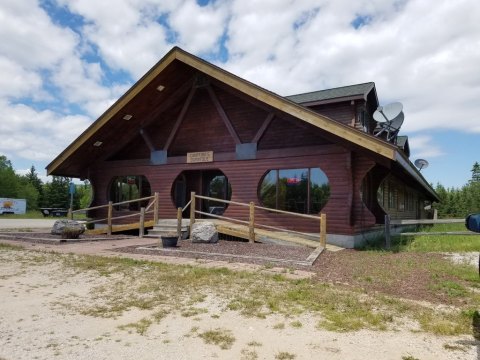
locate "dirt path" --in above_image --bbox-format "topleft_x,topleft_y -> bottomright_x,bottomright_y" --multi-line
0,241 -> 478,360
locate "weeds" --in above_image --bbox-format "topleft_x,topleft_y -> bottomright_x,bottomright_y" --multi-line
198,328 -> 235,350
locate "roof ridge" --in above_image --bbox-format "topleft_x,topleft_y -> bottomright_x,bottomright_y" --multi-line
286,82 -> 375,98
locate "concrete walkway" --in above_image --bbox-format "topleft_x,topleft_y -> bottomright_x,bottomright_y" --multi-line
0,219 -> 57,229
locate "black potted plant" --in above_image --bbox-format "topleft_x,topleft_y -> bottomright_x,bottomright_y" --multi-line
160,232 -> 179,247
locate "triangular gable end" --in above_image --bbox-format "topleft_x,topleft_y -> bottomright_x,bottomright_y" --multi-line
46,47 -> 398,177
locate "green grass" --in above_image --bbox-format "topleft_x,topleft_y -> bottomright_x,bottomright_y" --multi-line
0,210 -> 88,220
0,210 -> 47,219
362,222 -> 480,252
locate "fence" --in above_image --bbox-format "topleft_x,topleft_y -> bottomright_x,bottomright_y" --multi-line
384,215 -> 467,249
183,192 -> 327,247
69,192 -> 159,237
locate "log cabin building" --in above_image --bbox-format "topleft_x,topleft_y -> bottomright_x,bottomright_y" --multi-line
46,47 -> 438,248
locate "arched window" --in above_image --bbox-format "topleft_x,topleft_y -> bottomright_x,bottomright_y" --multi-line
258,168 -> 330,214
109,175 -> 151,211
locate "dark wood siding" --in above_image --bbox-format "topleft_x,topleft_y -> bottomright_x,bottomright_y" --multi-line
89,145 -> 366,235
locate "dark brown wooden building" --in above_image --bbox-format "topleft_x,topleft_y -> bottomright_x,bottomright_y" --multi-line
46,47 -> 438,247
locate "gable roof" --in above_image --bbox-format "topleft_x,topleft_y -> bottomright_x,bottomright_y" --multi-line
286,82 -> 376,105
46,47 -> 437,200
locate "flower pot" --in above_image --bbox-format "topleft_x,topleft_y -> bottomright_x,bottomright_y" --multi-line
161,235 -> 178,247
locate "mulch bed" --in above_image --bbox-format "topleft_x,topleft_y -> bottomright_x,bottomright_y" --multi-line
116,238 -> 313,266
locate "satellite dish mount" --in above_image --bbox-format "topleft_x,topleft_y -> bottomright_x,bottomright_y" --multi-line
374,102 -> 404,142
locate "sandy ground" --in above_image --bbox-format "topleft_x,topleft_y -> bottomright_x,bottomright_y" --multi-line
0,245 -> 478,360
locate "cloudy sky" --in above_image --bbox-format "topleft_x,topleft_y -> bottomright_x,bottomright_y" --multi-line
1,0 -> 479,188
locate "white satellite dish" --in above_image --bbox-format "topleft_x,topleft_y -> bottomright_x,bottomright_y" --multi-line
373,102 -> 403,123
414,159 -> 429,171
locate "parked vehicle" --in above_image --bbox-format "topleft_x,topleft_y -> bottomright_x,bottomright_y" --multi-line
465,213 -> 480,276
0,198 -> 27,215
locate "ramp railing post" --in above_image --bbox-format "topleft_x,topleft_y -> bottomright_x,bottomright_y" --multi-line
177,207 -> 182,240
107,201 -> 113,236
385,214 -> 391,249
189,192 -> 196,238
249,202 -> 255,243
139,207 -> 145,238
153,192 -> 159,225
320,213 -> 326,248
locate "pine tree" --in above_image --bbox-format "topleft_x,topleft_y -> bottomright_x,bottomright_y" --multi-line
471,162 -> 480,183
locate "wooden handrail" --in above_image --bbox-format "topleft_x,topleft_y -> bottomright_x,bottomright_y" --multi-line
191,192 -> 326,247
72,195 -> 155,213
70,192 -> 159,237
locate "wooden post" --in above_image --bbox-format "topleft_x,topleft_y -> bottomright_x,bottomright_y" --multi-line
248,202 -> 255,243
177,207 -> 182,240
68,208 -> 73,220
189,192 -> 196,238
107,201 -> 113,236
153,192 -> 159,225
384,214 -> 391,249
320,213 -> 326,248
139,207 -> 145,238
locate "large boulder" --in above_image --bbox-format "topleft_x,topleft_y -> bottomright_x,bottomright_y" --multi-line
51,219 -> 85,236
191,222 -> 218,243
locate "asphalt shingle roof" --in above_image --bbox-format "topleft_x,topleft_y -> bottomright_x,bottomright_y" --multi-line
286,82 -> 375,104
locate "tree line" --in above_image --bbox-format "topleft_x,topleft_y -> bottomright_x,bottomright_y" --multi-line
0,155 -> 91,211
433,162 -> 480,218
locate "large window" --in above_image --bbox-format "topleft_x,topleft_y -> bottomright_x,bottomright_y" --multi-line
259,168 -> 330,214
109,175 -> 151,211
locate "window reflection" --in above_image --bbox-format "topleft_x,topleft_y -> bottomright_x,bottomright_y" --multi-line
259,168 -> 330,214
109,175 -> 151,211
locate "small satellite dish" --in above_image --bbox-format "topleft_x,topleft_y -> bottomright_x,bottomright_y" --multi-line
373,102 -> 403,123
414,159 -> 429,171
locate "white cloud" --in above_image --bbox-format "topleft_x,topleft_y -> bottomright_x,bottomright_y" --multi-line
0,100 -> 91,163
408,135 -> 444,159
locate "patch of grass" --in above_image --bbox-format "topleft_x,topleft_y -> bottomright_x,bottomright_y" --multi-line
273,322 -> 285,330
275,351 -> 296,359
443,343 -> 467,352
198,328 -> 235,350
0,243 -> 23,250
401,356 -> 420,360
290,320 -> 302,328
181,307 -> 208,317
118,318 -> 152,335
241,348 -> 258,360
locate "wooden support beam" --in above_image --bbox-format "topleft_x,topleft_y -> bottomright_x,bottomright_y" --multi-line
206,85 -> 241,145
163,85 -> 197,151
252,112 -> 274,143
139,128 -> 155,152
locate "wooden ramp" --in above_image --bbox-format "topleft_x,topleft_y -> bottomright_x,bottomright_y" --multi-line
86,220 -> 155,235
206,219 -> 321,248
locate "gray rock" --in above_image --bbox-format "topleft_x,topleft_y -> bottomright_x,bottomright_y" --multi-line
51,219 -> 85,235
191,222 -> 218,243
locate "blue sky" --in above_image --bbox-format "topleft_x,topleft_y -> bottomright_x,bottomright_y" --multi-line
0,0 -> 479,189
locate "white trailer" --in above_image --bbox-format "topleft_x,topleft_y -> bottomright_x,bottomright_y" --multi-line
0,198 -> 27,214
